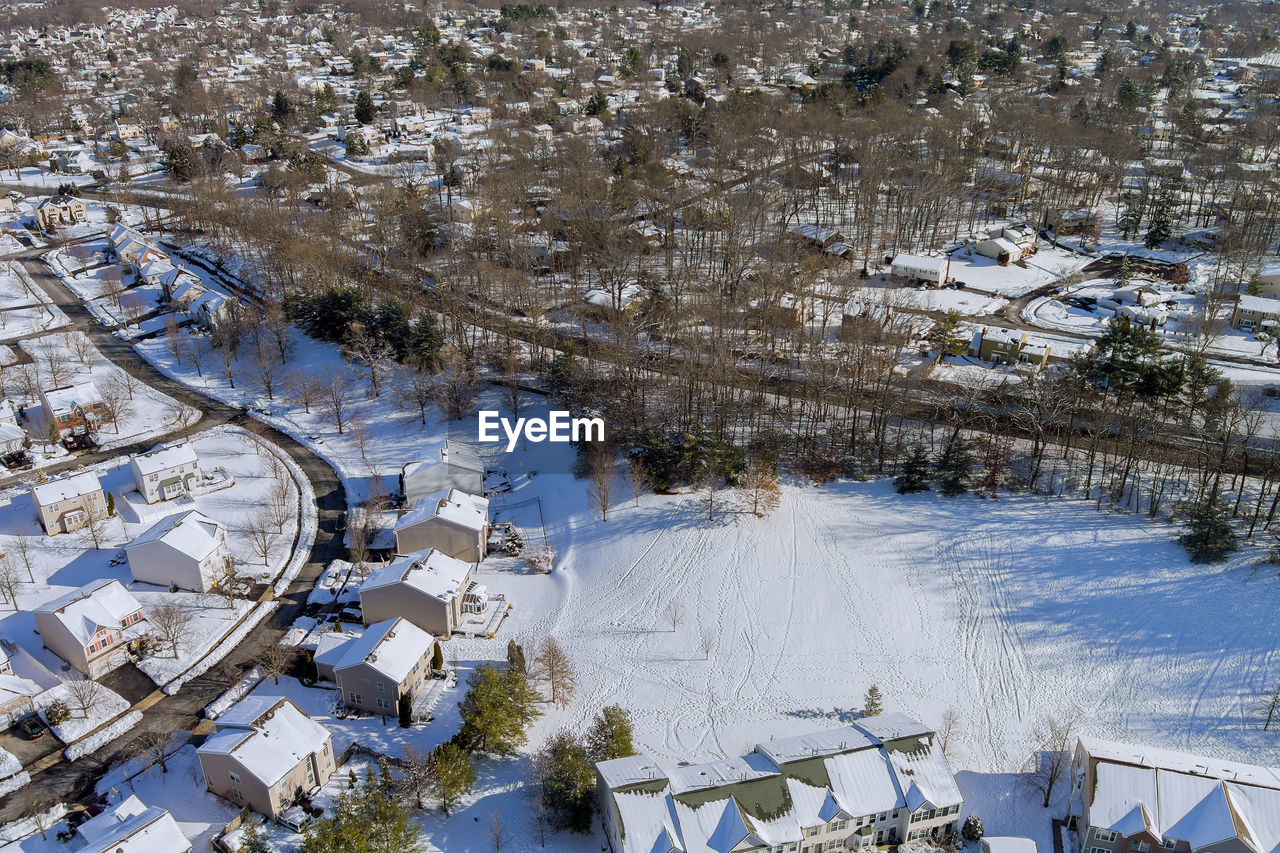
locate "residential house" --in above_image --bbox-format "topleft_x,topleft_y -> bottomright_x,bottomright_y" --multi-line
33,579 -> 145,677
74,795 -> 191,853
968,327 -> 1053,369
34,194 -> 88,231
976,224 -> 1038,262
597,713 -> 964,853
359,549 -> 481,636
197,696 -> 336,818
1067,737 -> 1280,853
393,488 -> 490,562
31,470 -> 107,534
1256,262 -> 1280,297
40,381 -> 105,439
0,673 -> 40,731
400,443 -> 484,507
0,422 -> 28,461
890,254 -> 946,287
129,443 -> 201,503
1231,294 -> 1280,331
329,618 -> 438,717
125,510 -> 230,593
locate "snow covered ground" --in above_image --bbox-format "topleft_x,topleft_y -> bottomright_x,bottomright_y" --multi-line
950,246 -> 1093,298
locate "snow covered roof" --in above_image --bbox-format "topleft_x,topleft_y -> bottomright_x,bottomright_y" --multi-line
31,470 -> 102,506
601,716 -> 960,853
890,254 -> 946,273
362,549 -> 474,603
41,380 -> 100,415
76,795 -> 189,853
35,579 -> 142,645
201,697 -> 329,787
126,509 -> 225,562
1235,294 -> 1280,316
130,443 -> 198,475
981,236 -> 1022,256
332,617 -> 434,683
1080,737 -> 1280,853
395,488 -> 489,533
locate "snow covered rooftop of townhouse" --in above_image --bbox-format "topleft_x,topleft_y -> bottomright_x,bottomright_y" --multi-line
201,697 -> 328,786
668,752 -> 779,794
824,746 -> 903,815
596,753 -> 668,789
888,740 -> 966,812
30,470 -> 102,506
126,509 -> 224,561
891,253 -> 946,272
394,487 -> 489,532
1080,737 -> 1280,788
331,617 -> 434,682
35,579 -> 141,645
76,794 -> 189,853
130,442 -> 198,475
362,549 -> 474,603
754,724 -> 875,765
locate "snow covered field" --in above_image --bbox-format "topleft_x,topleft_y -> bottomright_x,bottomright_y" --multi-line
950,246 -> 1092,298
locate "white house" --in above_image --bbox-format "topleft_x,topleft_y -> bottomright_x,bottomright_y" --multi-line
129,443 -> 201,503
400,442 -> 484,506
125,510 -> 230,593
890,254 -> 946,287
75,795 -> 191,853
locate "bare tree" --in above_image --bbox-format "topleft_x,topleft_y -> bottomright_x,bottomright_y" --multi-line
40,347 -> 71,387
319,368 -> 355,434
8,531 -> 35,582
488,812 -> 506,853
395,362 -> 436,426
626,458 -> 651,507
0,555 -> 21,609
532,636 -> 576,708
265,473 -> 295,534
163,316 -> 187,365
586,444 -> 617,522
523,753 -> 551,848
283,370 -> 323,414
1027,709 -> 1080,808
938,708 -> 961,757
663,602 -> 683,633
132,724 -> 187,774
344,321 -> 393,396
255,630 -> 295,685
1262,683 -> 1280,731
243,507 -> 279,567
98,375 -> 134,435
248,337 -> 284,400
431,360 -> 483,421
61,675 -> 105,719
213,556 -> 240,609
149,601 -> 196,658
80,510 -> 116,551
67,331 -> 95,368
164,399 -> 199,441
698,630 -> 714,661
737,459 -> 781,517
400,744 -> 435,809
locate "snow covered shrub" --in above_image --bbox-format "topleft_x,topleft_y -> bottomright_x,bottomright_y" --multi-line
526,544 -> 555,574
962,814 -> 984,841
42,699 -> 70,727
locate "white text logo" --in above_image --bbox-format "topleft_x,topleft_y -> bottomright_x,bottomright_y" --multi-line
477,410 -> 605,452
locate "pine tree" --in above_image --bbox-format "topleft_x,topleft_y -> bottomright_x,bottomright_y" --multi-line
431,642 -> 444,673
301,768 -> 425,853
425,742 -> 475,815
506,639 -> 525,675
1179,492 -> 1238,564
928,310 -> 966,356
894,446 -> 932,494
935,438 -> 973,497
863,684 -> 884,717
457,663 -> 541,754
106,492 -> 115,517
1144,195 -> 1173,249
586,705 -> 636,762
538,731 -> 596,832
354,90 -> 375,124
1113,253 -> 1133,290
1118,205 -> 1141,240
398,693 -> 412,728
239,818 -> 270,853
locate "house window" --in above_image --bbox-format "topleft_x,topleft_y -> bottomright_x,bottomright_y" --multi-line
376,697 -> 390,710
1095,830 -> 1119,843
229,771 -> 241,784
1161,841 -> 1175,850
1090,848 -> 1112,853
376,681 -> 385,693
807,826 -> 822,837
233,789 -> 244,801
879,813 -> 887,822
1129,842 -> 1151,853
831,819 -> 847,831
349,691 -> 362,704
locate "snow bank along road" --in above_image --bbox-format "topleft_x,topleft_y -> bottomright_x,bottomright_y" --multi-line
0,251 -> 346,822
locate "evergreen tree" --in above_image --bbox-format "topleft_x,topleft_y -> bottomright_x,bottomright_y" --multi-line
863,684 -> 884,717
354,90 -> 375,124
928,310 -> 966,356
457,663 -> 541,754
301,768 -> 424,853
1144,195 -> 1173,249
239,818 -> 270,853
894,446 -> 932,494
539,731 -> 596,832
106,492 -> 115,516
1180,492 -> 1238,564
586,705 -> 636,762
935,438 -> 972,497
506,639 -> 526,674
1118,205 -> 1141,240
426,742 -> 475,815
431,642 -> 445,672
398,693 -> 412,728
1113,253 -> 1133,289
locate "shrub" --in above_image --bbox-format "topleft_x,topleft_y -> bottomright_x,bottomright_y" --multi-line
43,699 -> 70,726
962,814 -> 984,841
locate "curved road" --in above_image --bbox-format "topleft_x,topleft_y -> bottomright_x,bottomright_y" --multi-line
0,250 -> 347,821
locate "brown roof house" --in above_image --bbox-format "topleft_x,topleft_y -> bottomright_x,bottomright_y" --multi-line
33,579 -> 145,677
197,696 -> 335,819
34,194 -> 88,232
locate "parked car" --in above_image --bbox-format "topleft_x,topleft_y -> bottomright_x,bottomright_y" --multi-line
16,715 -> 45,740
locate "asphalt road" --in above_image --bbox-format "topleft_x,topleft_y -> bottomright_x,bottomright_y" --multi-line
0,251 -> 347,821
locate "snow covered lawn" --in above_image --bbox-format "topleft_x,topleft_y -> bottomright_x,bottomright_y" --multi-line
950,245 -> 1092,297
36,679 -> 130,743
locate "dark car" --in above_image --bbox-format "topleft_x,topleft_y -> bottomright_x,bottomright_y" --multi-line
17,715 -> 45,740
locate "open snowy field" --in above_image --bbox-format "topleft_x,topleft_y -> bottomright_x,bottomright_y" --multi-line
950,246 -> 1092,298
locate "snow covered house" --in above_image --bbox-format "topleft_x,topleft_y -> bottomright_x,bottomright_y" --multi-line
1068,737 -> 1280,853
129,443 -> 201,503
968,327 -> 1053,370
392,488 -> 490,562
976,224 -> 1038,263
1231,294 -> 1280,332
597,713 -> 964,853
31,470 -> 108,534
359,549 -> 480,637
0,670 -> 40,731
400,443 -> 484,507
890,254 -> 946,287
74,795 -> 191,853
125,510 -> 230,592
197,696 -> 336,818
33,579 -> 145,677
327,618 -> 438,717
1256,262 -> 1280,298
40,381 -> 105,439
34,194 -> 88,231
